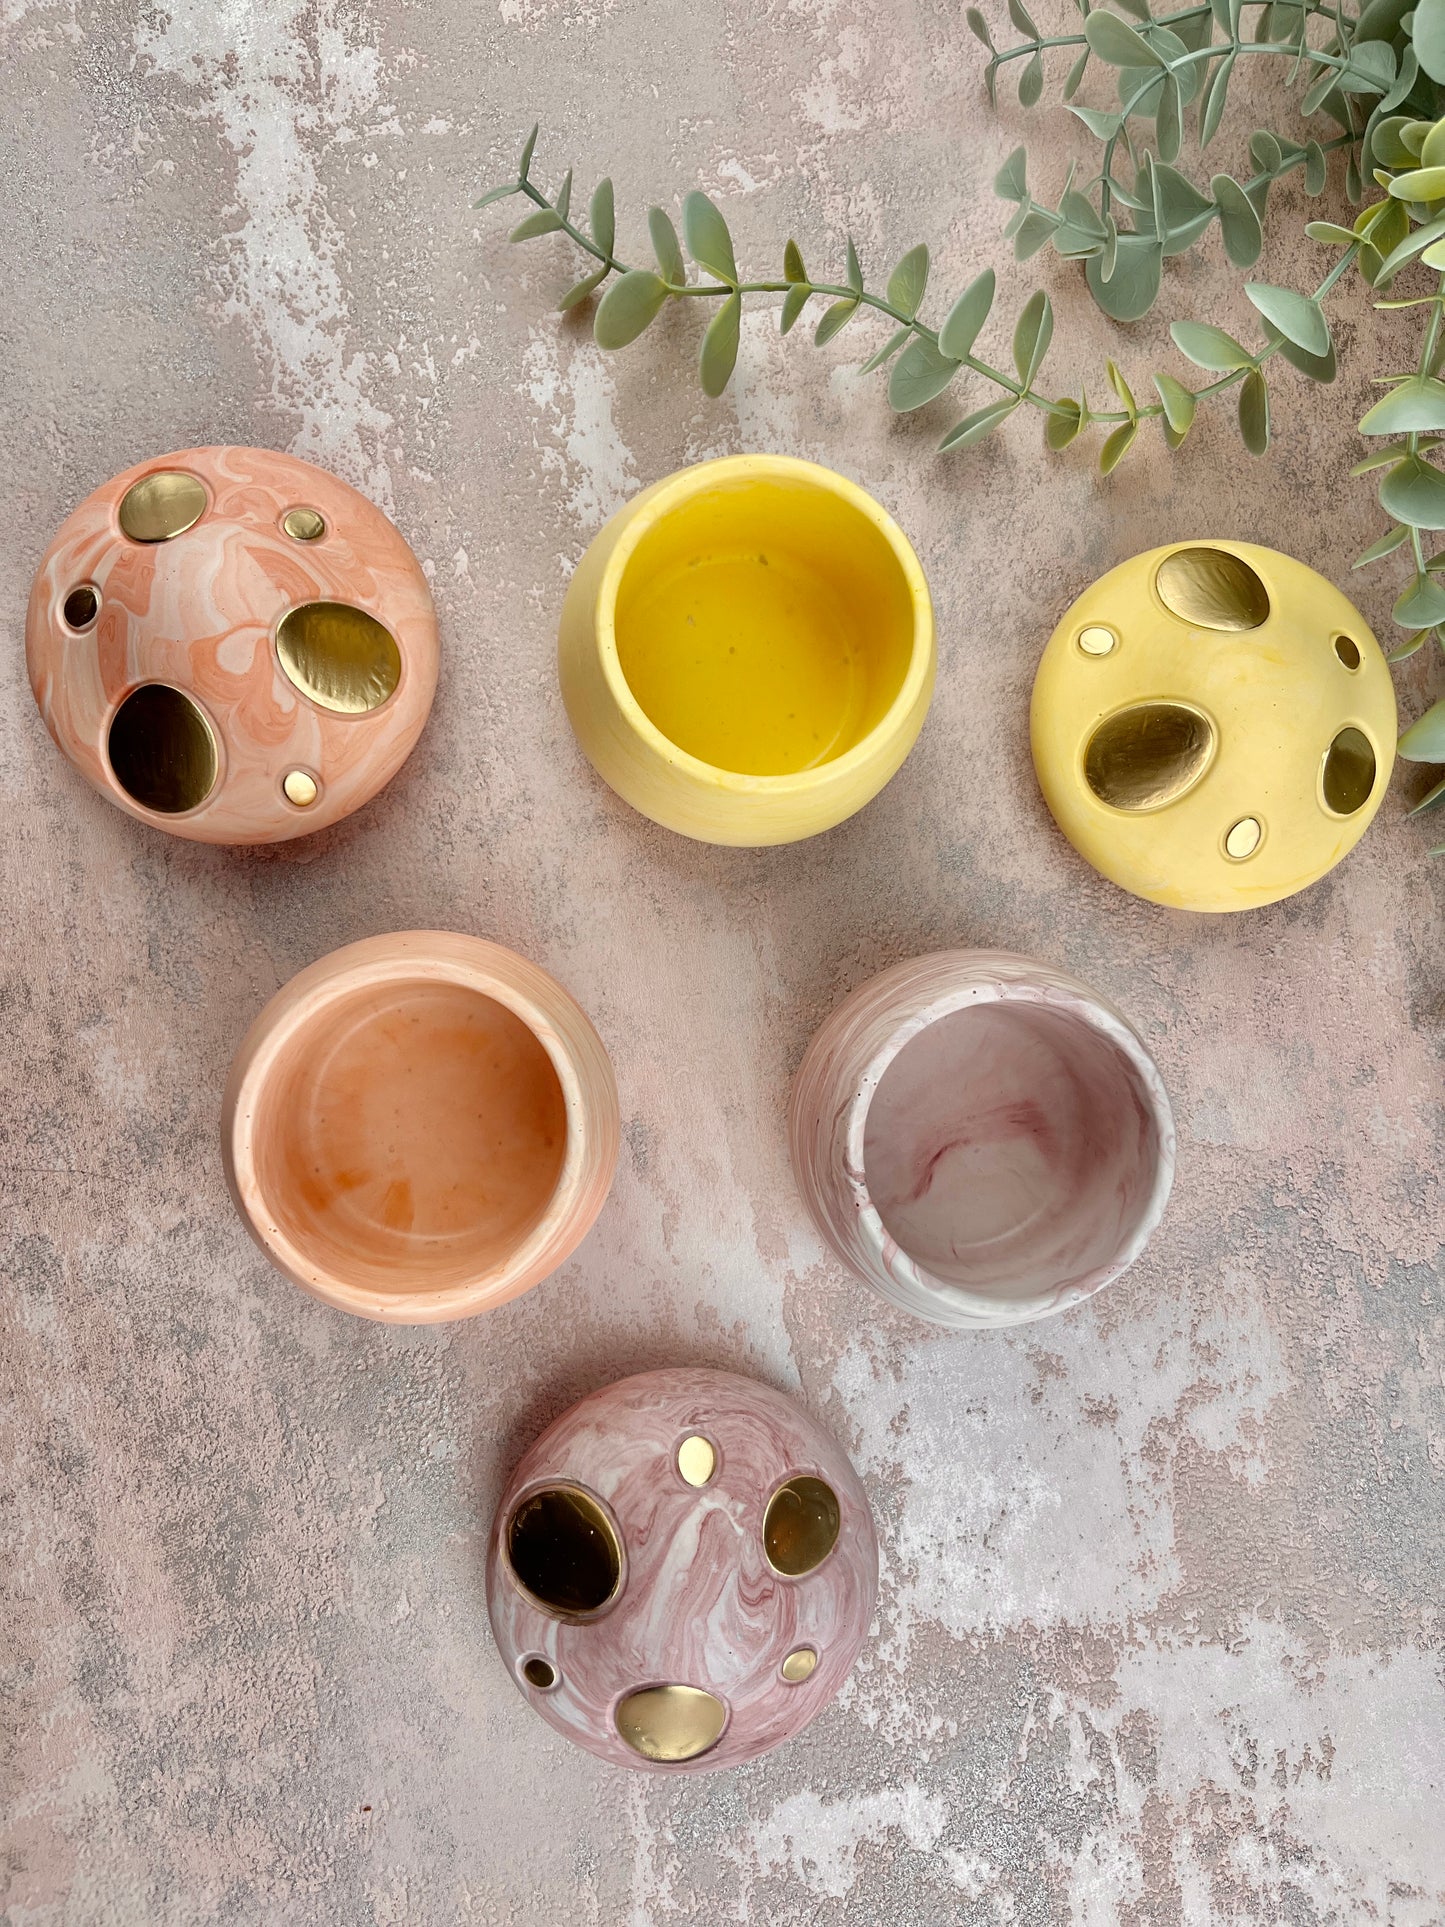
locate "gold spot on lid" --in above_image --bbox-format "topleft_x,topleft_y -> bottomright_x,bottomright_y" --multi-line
506,1484 -> 622,1619
283,770 -> 319,807
107,684 -> 218,815
1155,546 -> 1270,631
614,1686 -> 727,1763
1224,816 -> 1262,859
118,471 -> 207,543
763,1475 -> 841,1577
283,507 -> 326,542
1084,702 -> 1216,812
1078,624 -> 1116,657
1322,727 -> 1376,816
781,1647 -> 818,1683
276,601 -> 402,715
677,1436 -> 715,1486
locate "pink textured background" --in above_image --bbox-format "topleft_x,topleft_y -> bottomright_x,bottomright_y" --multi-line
1,2 -> 1441,1922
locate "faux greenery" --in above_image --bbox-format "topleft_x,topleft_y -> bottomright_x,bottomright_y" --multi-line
477,1 -> 1445,844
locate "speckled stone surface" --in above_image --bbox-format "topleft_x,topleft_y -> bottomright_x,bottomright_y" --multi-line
1,3 -> 1442,1923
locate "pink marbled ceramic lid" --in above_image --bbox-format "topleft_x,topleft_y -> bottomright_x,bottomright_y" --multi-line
26,445 -> 438,843
486,1367 -> 878,1773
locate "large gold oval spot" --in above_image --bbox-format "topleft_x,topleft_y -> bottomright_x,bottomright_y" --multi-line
506,1484 -> 622,1619
276,601 -> 402,715
107,684 -> 218,814
1155,547 -> 1270,631
1084,703 -> 1215,812
763,1475 -> 841,1577
117,471 -> 208,543
614,1685 -> 727,1763
1321,727 -> 1377,816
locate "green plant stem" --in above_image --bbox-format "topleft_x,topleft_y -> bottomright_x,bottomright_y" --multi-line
509,175 -> 1355,433
989,0 -> 1350,66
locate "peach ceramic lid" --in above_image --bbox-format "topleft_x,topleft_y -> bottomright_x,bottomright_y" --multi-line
222,932 -> 620,1323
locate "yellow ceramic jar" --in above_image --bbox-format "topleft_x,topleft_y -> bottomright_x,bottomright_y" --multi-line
558,455 -> 935,845
1030,540 -> 1397,912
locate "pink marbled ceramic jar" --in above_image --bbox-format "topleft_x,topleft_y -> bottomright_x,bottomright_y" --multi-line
222,933 -> 619,1323
789,951 -> 1175,1329
487,1367 -> 878,1772
26,446 -> 438,843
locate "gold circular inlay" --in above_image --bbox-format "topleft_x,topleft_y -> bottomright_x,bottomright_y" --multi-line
507,1484 -> 622,1619
283,770 -> 319,808
1077,624 -> 1116,657
614,1685 -> 727,1763
107,684 -> 218,815
1155,546 -> 1270,631
283,507 -> 327,542
276,600 -> 402,715
522,1656 -> 557,1690
62,586 -> 99,629
1224,816 -> 1262,860
763,1475 -> 841,1578
117,471 -> 207,543
1334,634 -> 1362,671
1322,727 -> 1377,817
781,1647 -> 818,1683
677,1436 -> 716,1487
1084,702 -> 1216,812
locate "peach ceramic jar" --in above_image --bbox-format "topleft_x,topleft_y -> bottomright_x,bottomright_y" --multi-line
26,446 -> 438,843
222,933 -> 618,1323
558,455 -> 935,845
789,951 -> 1175,1329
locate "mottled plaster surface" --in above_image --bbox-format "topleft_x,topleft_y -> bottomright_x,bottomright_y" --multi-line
0,1 -> 1442,1922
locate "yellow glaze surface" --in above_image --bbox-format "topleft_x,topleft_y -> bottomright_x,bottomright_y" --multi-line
558,455 -> 935,845
1030,540 -> 1397,912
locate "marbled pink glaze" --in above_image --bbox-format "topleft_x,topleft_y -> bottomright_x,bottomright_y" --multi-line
788,951 -> 1176,1329
25,446 -> 438,843
486,1368 -> 878,1773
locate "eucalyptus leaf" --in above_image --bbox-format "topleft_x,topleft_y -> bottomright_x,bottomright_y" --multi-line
1045,399 -> 1083,450
1086,233 -> 1162,319
1170,319 -> 1255,369
1359,375 -> 1445,432
473,182 -> 519,209
1013,289 -> 1054,385
1084,11 -> 1163,66
555,170 -> 573,222
1413,0 -> 1445,81
591,179 -> 615,257
699,293 -> 742,396
1156,75 -> 1182,163
939,270 -> 996,360
1245,282 -> 1330,355
594,269 -> 669,349
1014,208 -> 1060,260
783,237 -> 806,284
518,124 -> 539,182
965,5 -> 994,46
814,297 -> 859,346
1099,419 -> 1139,473
1250,130 -> 1283,172
846,236 -> 863,294
1304,141 -> 1328,193
887,244 -> 929,319
1353,524 -> 1410,564
859,326 -> 911,373
780,283 -> 810,335
1068,104 -> 1125,137
1408,773 -> 1445,812
1379,452 -> 1445,527
995,147 -> 1029,203
1239,368 -> 1271,453
1212,174 -> 1264,266
509,208 -> 563,242
1153,371 -> 1197,433
1008,0 -> 1039,35
1064,48 -> 1090,99
1388,630 -> 1429,660
558,267 -> 608,311
1019,52 -> 1044,105
1393,574 -> 1445,626
1107,357 -> 1137,415
1199,50 -> 1235,148
889,336 -> 962,411
1399,697 -> 1445,757
683,191 -> 737,283
938,397 -> 1018,451
1262,323 -> 1337,382
1387,165 -> 1445,200
1305,219 -> 1362,246
650,207 -> 686,284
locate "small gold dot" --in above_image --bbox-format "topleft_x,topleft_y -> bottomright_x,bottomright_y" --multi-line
1225,816 -> 1262,859
284,770 -> 318,807
118,471 -> 207,543
283,507 -> 326,542
1078,624 -> 1117,657
781,1647 -> 818,1683
677,1435 -> 716,1487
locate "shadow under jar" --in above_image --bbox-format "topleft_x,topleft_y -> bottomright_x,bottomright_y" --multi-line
557,455 -> 936,846
222,932 -> 619,1323
788,951 -> 1175,1329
